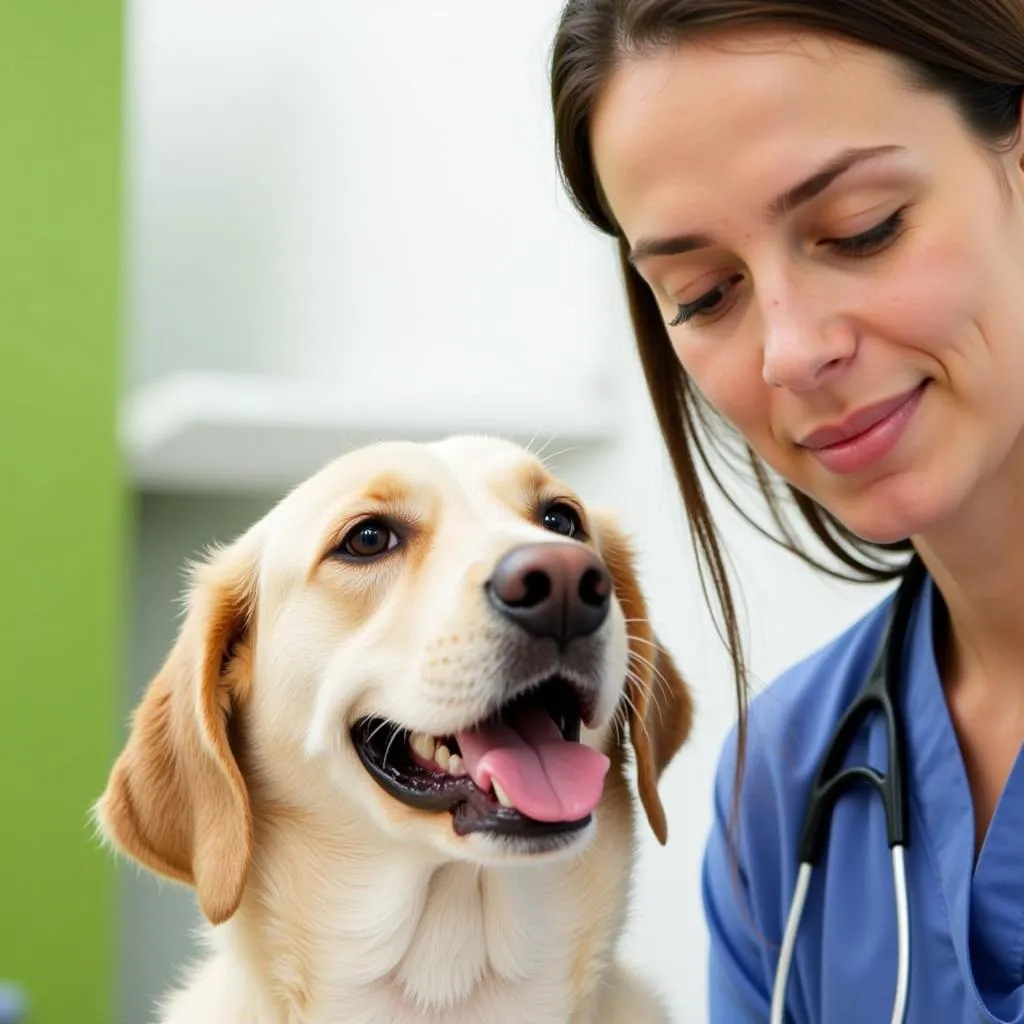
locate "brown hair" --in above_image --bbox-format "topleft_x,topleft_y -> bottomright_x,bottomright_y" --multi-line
550,0 -> 1024,805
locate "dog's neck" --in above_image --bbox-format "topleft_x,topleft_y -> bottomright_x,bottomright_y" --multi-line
210,796 -> 627,1024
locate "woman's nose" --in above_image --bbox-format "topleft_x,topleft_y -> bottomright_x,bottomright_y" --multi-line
760,293 -> 857,391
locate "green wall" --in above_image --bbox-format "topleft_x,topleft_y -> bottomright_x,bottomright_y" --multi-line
0,3 -> 123,1021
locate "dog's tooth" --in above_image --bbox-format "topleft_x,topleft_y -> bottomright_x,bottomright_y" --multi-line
492,779 -> 514,809
434,744 -> 452,771
410,732 -> 436,762
448,753 -> 467,777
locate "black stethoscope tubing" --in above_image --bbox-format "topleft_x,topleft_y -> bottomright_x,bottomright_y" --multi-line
770,555 -> 927,1024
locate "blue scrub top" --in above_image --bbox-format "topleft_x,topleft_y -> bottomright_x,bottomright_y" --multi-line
702,573 -> 1024,1022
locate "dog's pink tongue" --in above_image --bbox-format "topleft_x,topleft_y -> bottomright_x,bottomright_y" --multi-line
455,707 -> 610,822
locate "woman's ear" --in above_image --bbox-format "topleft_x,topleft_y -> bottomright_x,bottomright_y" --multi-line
591,511 -> 693,844
95,531 -> 261,925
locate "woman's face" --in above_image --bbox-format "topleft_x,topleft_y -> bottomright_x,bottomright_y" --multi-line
591,30 -> 1024,545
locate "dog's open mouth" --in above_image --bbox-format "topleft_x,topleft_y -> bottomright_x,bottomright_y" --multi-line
350,677 -> 609,839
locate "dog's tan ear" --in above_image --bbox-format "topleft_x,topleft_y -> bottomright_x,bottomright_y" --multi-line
592,511 -> 693,845
96,532 -> 260,925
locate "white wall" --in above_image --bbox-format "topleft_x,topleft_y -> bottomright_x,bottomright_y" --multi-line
121,4 -> 893,1020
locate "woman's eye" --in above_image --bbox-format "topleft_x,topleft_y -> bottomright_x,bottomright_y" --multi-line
337,518 -> 400,560
669,272 -> 744,327
542,502 -> 583,538
824,207 -> 905,258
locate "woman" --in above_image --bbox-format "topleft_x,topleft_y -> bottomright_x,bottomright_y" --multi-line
550,2 -> 1024,1021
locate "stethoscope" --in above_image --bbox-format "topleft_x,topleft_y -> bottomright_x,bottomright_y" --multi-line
770,555 -> 927,1024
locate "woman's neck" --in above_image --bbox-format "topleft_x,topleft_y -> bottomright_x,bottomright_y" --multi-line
913,435 -> 1024,853
914,436 -> 1024,696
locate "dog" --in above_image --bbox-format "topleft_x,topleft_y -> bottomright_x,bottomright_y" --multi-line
96,435 -> 692,1023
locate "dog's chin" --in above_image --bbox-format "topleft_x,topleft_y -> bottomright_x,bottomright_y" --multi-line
454,815 -> 598,864
348,675 -> 611,861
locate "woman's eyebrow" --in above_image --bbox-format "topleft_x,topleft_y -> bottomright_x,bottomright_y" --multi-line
767,144 -> 905,218
629,230 -> 714,264
628,144 -> 905,266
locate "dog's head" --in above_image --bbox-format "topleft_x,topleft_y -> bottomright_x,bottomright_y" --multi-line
96,436 -> 691,925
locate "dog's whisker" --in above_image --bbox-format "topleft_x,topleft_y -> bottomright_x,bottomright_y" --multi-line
628,648 -> 671,691
625,670 -> 655,702
525,428 -> 550,457
539,443 -> 583,468
624,668 -> 659,714
626,646 -> 662,675
625,633 -> 670,657
625,665 -> 665,718
626,657 -> 667,719
628,676 -> 667,722
382,724 -> 405,772
535,433 -> 564,460
619,683 -> 653,745
611,694 -> 632,732
365,718 -> 392,748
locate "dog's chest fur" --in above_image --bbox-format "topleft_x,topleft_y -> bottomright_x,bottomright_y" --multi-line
162,823 -> 627,1024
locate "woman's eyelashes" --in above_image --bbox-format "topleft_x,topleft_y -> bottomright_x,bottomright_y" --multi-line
669,273 -> 743,326
822,206 -> 906,258
667,207 -> 907,328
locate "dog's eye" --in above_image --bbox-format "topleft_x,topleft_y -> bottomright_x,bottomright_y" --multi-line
337,519 -> 400,560
542,502 -> 583,538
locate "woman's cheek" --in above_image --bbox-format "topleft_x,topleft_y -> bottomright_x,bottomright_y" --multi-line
677,338 -> 768,436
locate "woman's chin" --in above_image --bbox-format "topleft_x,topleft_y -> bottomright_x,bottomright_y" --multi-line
842,519 -> 916,547
818,482 -> 947,548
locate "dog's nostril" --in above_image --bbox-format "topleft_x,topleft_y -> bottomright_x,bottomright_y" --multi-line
490,567 -> 552,608
578,568 -> 610,608
516,570 -> 552,608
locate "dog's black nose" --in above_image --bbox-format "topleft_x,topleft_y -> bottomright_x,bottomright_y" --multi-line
487,542 -> 611,647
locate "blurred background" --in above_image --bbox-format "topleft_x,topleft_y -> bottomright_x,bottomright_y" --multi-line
1,3 -> 894,1021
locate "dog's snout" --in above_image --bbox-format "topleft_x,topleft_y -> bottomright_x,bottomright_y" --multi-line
486,542 -> 611,646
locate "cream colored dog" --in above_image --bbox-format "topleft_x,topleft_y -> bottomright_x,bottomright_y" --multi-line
97,435 -> 691,1024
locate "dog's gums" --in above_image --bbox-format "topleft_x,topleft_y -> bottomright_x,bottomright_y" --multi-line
351,676 -> 610,841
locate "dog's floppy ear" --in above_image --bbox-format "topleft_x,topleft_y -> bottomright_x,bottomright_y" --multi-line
591,511 -> 693,845
95,531 -> 260,925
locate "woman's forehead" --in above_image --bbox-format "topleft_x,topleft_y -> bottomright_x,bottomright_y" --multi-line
590,29 -> 950,237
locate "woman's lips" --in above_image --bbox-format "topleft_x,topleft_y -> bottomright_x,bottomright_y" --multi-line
797,383 -> 928,475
